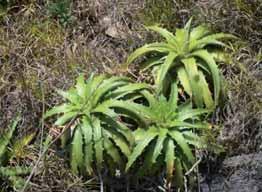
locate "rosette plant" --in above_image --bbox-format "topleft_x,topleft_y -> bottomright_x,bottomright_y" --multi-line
123,82 -> 211,189
125,18 -> 235,108
44,74 -> 151,175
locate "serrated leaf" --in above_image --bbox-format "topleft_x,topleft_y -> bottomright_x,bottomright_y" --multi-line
0,166 -> 31,177
126,130 -> 157,171
146,26 -> 178,49
169,80 -> 178,108
98,114 -> 134,145
44,104 -> 75,118
104,127 -> 131,157
125,42 -> 172,69
169,131 -> 194,164
191,49 -> 220,106
75,74 -> 89,99
174,158 -> 184,189
54,111 -> 78,126
100,99 -> 151,126
57,89 -> 81,104
168,121 -> 210,130
11,132 -> 35,160
61,127 -> 71,148
165,138 -> 175,182
198,70 -> 214,108
175,28 -> 187,52
178,107 -> 210,121
156,52 -> 178,93
81,117 -> 93,175
137,142 -> 155,176
106,83 -> 151,100
177,66 -> 192,96
92,76 -> 130,105
141,56 -> 165,72
133,128 -> 147,142
190,25 -> 210,41
183,131 -> 205,148
93,118 -> 103,170
182,57 -> 203,107
151,129 -> 167,163
71,126 -> 84,174
0,115 -> 20,163
104,137 -> 123,168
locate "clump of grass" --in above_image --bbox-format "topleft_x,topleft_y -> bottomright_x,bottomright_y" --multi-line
220,44 -> 262,155
47,0 -> 73,27
137,0 -> 176,27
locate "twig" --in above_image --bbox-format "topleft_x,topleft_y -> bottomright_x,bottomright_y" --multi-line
98,171 -> 104,192
185,158 -> 202,176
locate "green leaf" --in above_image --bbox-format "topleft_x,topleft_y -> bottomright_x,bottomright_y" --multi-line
151,129 -> 167,163
191,50 -> 220,105
54,111 -> 78,126
99,115 -> 134,145
57,89 -> 81,104
100,99 -> 151,126
10,132 -> 35,160
174,158 -> 184,189
169,131 -> 194,164
178,108 -> 210,121
104,137 -> 123,168
44,104 -> 75,118
190,33 -> 235,51
165,138 -> 175,182
93,118 -> 103,170
0,115 -> 20,163
168,121 -> 210,130
104,128 -> 131,157
156,52 -> 178,93
0,166 -> 31,177
70,126 -> 84,174
92,76 -> 130,105
75,74 -> 89,99
61,127 -> 71,148
199,70 -> 214,108
81,117 -> 94,175
184,17 -> 193,32
177,66 -> 192,96
107,83 -> 151,100
169,80 -> 178,108
90,75 -> 106,92
183,131 -> 205,148
9,175 -> 27,191
175,29 -> 187,52
146,26 -> 178,49
182,57 -> 203,107
137,142 -> 155,176
125,42 -> 172,68
133,128 -> 147,142
190,25 -> 210,41
126,129 -> 157,171
141,56 -> 165,72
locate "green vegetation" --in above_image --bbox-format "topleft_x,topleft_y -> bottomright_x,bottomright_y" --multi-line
0,0 -> 261,191
126,19 -> 235,108
126,86 -> 212,190
45,74 -> 151,175
137,0 -> 175,27
0,116 -> 32,191
47,0 -> 73,26
45,19 -> 230,189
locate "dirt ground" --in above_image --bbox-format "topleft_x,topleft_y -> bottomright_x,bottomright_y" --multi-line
0,0 -> 261,191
